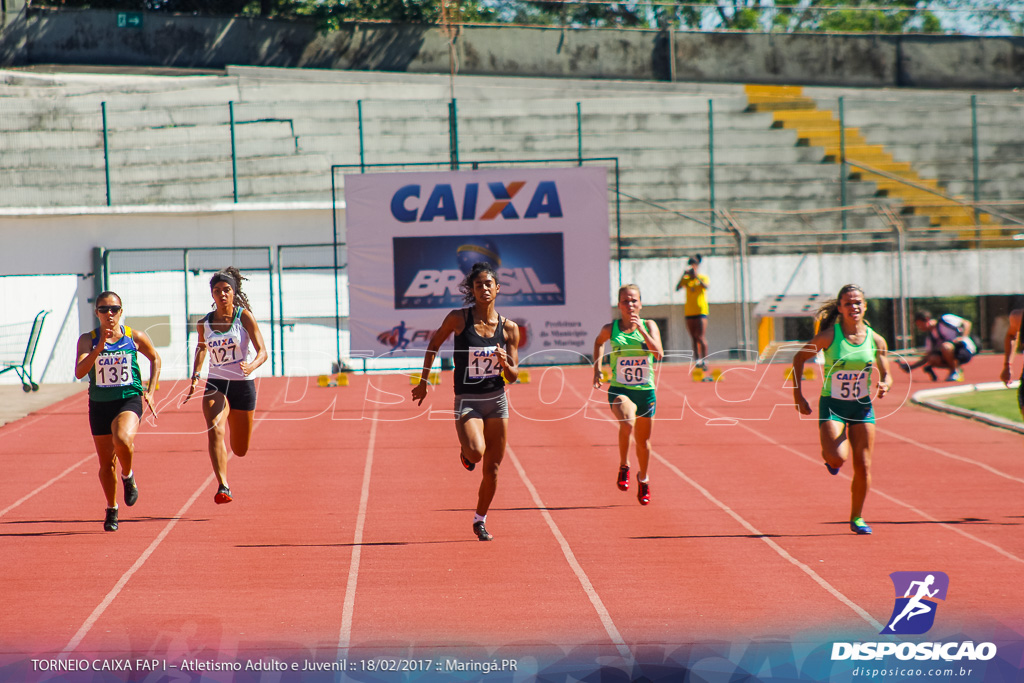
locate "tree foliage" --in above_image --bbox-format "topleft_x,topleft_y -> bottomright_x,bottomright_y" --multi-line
43,0 -> 1024,35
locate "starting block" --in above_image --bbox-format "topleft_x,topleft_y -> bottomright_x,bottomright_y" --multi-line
318,374 -> 351,388
409,372 -> 441,385
519,369 -> 531,384
692,367 -> 722,382
601,369 -> 612,383
784,367 -> 816,383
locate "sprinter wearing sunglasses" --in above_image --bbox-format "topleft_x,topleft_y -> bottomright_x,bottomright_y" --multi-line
75,291 -> 161,532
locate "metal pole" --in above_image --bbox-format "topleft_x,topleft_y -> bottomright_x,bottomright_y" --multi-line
101,102 -> 111,207
614,158 -> 622,288
277,245 -> 286,376
971,94 -> 980,230
576,102 -> 583,167
839,96 -> 847,239
229,101 -> 239,203
667,28 -> 676,83
267,247 -> 275,376
95,247 -> 108,299
448,99 -> 459,170
331,167 -> 342,370
183,249 -> 191,370
357,100 -> 366,173
708,99 -> 716,252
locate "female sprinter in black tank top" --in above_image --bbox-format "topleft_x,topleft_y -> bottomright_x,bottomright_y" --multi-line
411,262 -> 521,541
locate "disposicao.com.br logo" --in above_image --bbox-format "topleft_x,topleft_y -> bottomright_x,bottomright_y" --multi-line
831,571 -> 998,663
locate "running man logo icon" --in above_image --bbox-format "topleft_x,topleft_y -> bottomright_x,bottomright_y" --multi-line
880,571 -> 950,635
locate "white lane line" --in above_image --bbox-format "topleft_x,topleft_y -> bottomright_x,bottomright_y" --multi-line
0,455 -> 92,519
650,448 -> 884,631
701,406 -> 1024,566
505,443 -> 633,662
695,379 -> 1024,564
63,471 -> 216,653
63,391 -> 285,653
876,426 -> 1024,485
337,406 -> 379,654
567,380 -> 883,631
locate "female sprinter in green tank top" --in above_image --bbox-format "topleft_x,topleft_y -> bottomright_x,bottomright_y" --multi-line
75,291 -> 161,532
792,284 -> 892,535
592,284 -> 664,505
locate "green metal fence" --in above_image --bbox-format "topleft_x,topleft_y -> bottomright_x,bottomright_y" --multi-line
2,90 -> 1021,255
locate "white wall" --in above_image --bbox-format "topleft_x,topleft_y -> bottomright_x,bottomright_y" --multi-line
2,203 -> 1021,380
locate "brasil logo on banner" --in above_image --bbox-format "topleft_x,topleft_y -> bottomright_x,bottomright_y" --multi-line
393,233 -> 566,309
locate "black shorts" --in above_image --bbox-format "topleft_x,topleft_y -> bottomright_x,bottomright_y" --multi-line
953,340 -> 974,365
204,377 -> 257,412
1018,377 -> 1024,412
89,395 -> 143,436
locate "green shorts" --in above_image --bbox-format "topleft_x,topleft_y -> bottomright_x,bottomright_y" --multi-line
819,395 -> 875,425
608,385 -> 656,419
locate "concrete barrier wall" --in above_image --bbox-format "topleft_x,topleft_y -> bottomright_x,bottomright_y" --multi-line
2,9 -> 1022,89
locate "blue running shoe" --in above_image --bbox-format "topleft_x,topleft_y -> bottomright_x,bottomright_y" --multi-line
825,462 -> 840,476
850,517 -> 873,535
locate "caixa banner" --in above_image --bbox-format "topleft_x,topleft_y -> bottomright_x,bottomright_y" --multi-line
346,167 -> 610,364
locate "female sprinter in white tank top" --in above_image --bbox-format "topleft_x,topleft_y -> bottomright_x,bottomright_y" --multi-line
182,268 -> 268,505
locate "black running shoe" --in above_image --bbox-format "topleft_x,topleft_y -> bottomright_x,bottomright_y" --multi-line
473,520 -> 493,541
460,450 -> 475,472
104,507 -> 118,532
616,466 -> 630,491
637,481 -> 650,506
214,484 -> 233,504
122,474 -> 138,507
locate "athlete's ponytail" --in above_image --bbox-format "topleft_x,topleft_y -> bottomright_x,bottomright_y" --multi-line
816,284 -> 864,332
210,267 -> 252,312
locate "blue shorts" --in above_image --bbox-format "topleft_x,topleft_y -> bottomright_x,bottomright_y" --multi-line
819,395 -> 875,425
608,385 -> 656,419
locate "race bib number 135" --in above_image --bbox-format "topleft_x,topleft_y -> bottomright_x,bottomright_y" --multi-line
96,352 -> 132,388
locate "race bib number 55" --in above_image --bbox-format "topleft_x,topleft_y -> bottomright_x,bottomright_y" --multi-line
831,370 -> 869,400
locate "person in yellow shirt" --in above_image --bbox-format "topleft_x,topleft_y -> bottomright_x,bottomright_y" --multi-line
676,255 -> 710,369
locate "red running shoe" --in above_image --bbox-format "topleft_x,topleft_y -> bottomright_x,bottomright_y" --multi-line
637,481 -> 650,505
214,484 -> 233,504
616,466 -> 630,491
460,450 -> 476,471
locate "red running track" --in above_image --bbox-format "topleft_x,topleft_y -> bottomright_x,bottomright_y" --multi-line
0,355 -> 1021,680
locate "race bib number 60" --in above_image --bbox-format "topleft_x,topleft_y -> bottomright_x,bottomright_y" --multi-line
831,370 -> 869,400
616,357 -> 650,386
